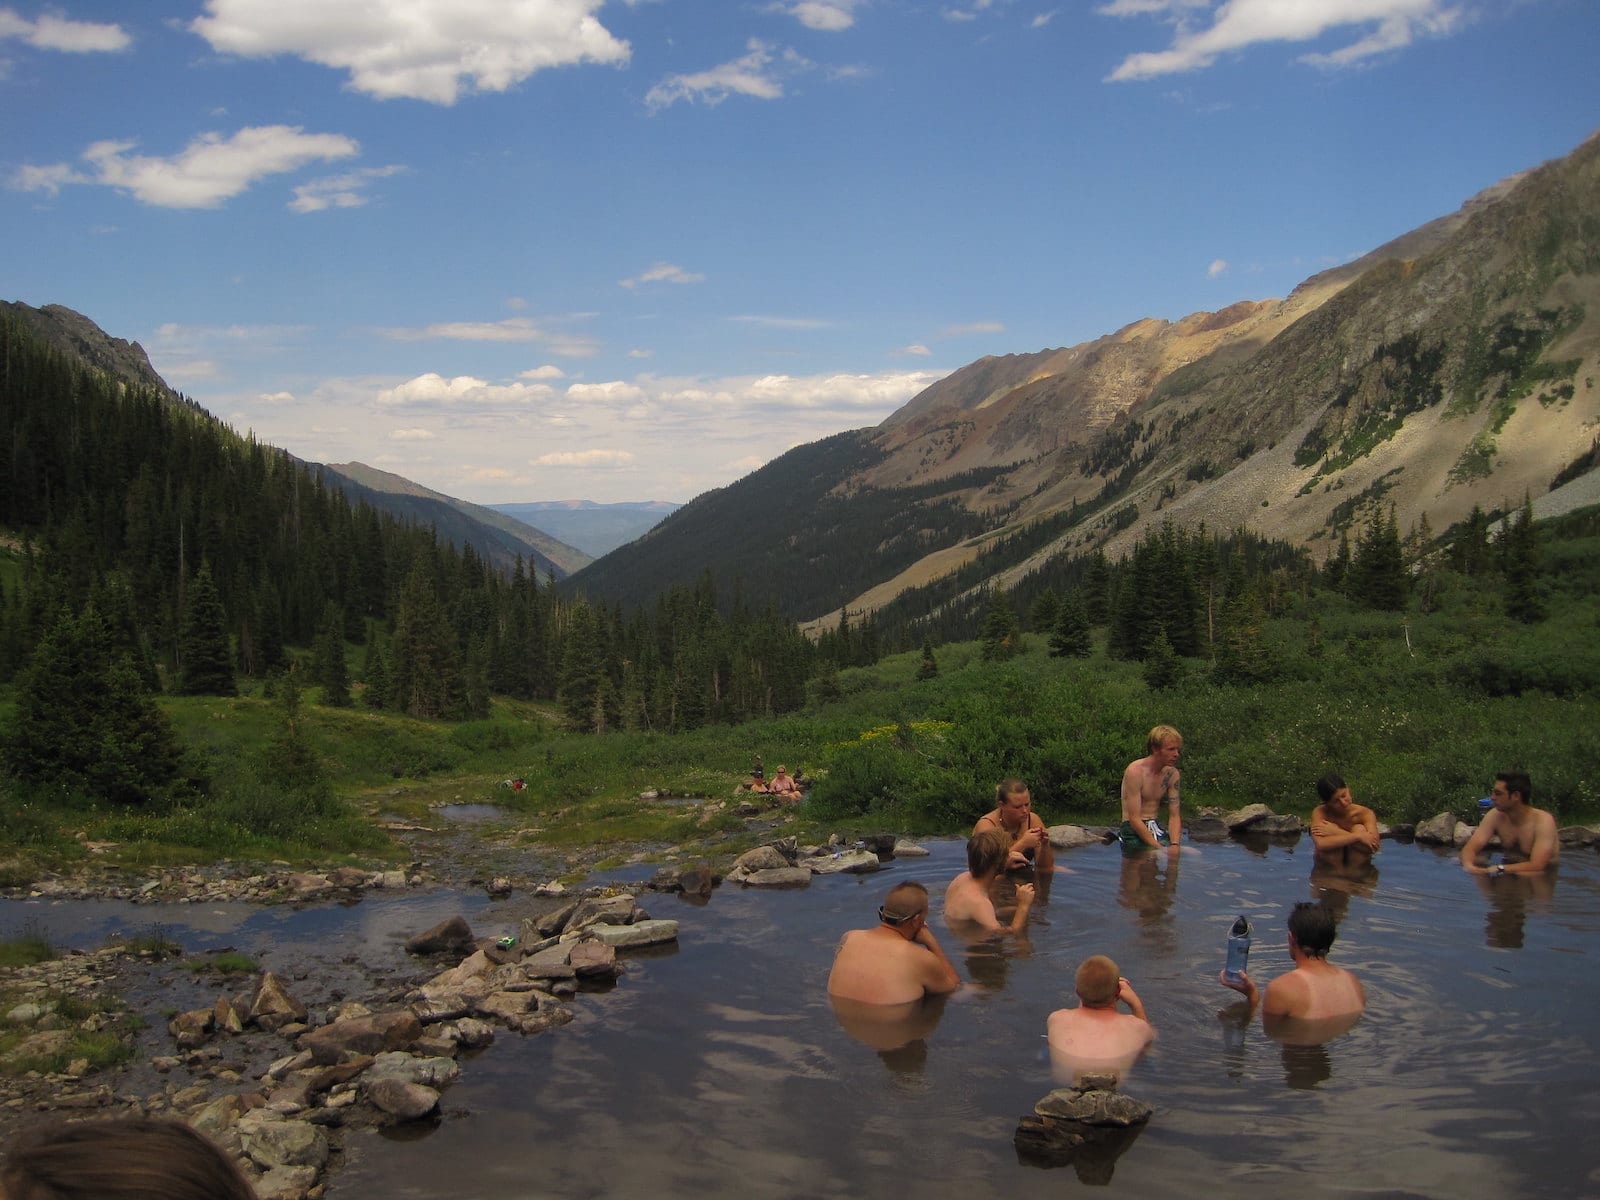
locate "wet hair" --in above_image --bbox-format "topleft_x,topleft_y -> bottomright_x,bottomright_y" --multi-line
1315,773 -> 1346,803
1074,955 -> 1121,1008
1496,770 -> 1531,804
0,1117 -> 259,1200
995,778 -> 1030,807
1287,901 -> 1338,958
1147,725 -> 1183,754
965,829 -> 1011,877
881,881 -> 929,923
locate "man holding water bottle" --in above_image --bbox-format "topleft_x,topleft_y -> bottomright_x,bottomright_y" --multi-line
1218,901 -> 1365,1027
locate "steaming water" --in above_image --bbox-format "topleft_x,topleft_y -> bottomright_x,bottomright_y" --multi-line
8,838 -> 1599,1198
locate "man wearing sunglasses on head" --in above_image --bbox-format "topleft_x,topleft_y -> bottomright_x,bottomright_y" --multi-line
826,881 -> 962,1004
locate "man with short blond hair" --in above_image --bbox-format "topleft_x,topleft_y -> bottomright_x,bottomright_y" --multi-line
1120,725 -> 1183,852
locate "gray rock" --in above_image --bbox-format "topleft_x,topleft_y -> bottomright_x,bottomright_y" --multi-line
238,1114 -> 329,1170
585,919 -> 679,948
409,991 -> 473,1023
528,900 -> 579,939
364,1078 -> 440,1120
1415,811 -> 1464,845
1558,824 -> 1600,848
891,839 -> 931,857
476,990 -> 540,1022
1224,803 -> 1274,831
730,845 -> 792,875
739,867 -> 813,888
807,849 -> 881,875
859,834 -> 898,855
1046,824 -> 1106,850
569,939 -> 618,978
366,1050 -> 460,1090
521,944 -> 579,980
254,1164 -> 320,1200
1185,813 -> 1230,843
567,894 -> 638,931
169,1008 -> 213,1048
1034,1087 -> 1153,1127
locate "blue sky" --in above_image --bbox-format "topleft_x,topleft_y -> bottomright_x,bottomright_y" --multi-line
4,1 -> 1597,505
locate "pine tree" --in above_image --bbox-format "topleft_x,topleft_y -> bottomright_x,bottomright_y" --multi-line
1030,589 -> 1062,633
176,562 -> 236,695
1501,495 -> 1545,623
4,604 -> 183,804
980,588 -> 1020,661
1082,551 -> 1112,625
387,561 -> 461,719
916,639 -> 939,680
1212,590 -> 1271,685
1349,507 -> 1407,611
1142,629 -> 1182,690
1049,591 -> 1093,658
361,637 -> 389,710
312,602 -> 351,707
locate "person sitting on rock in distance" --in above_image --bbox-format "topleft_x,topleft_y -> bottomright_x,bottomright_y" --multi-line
1219,900 -> 1365,1036
1309,772 -> 1381,862
827,881 -> 962,1004
1,1116 -> 260,1200
1046,954 -> 1155,1083
767,764 -> 803,800
1459,769 -> 1559,877
973,778 -> 1055,872
944,830 -> 1035,936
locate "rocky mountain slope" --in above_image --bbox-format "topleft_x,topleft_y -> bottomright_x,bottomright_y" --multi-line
575,131 -> 1600,625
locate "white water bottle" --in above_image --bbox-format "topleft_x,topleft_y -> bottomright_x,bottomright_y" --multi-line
1224,915 -> 1252,983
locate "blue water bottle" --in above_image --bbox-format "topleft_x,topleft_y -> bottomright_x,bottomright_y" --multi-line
1224,915 -> 1252,983
1477,796 -> 1494,811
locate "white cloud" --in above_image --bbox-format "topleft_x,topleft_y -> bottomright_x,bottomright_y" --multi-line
377,372 -> 558,407
11,126 -> 358,208
1207,258 -> 1228,278
619,261 -> 705,289
1031,11 -> 1058,28
1105,0 -> 1464,81
896,343 -> 933,356
379,317 -> 600,356
566,381 -> 647,405
532,449 -> 638,467
519,364 -> 566,379
258,390 -> 297,404
0,9 -> 130,52
390,428 -> 438,440
646,39 -> 802,110
785,1 -> 859,31
289,164 -> 407,212
628,348 -> 654,358
190,0 -> 630,105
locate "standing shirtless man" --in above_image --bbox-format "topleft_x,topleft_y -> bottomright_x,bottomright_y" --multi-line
1460,770 -> 1559,877
827,882 -> 962,1004
1120,725 -> 1183,852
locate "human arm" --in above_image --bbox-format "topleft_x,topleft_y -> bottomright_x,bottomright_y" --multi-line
913,924 -> 962,995
1031,817 -> 1056,872
1218,969 -> 1261,1015
1460,812 -> 1499,872
1004,883 -> 1035,935
1310,806 -> 1379,852
1117,977 -> 1148,1023
1164,767 -> 1182,845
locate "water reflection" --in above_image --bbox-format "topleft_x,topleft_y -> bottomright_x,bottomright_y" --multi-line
1118,847 -> 1181,950
1472,866 -> 1559,949
1308,856 -> 1379,926
830,993 -> 948,1075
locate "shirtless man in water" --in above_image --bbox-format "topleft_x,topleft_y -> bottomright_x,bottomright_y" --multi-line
827,882 -> 962,1004
1120,725 -> 1183,852
1460,770 -> 1559,877
1219,901 -> 1365,1030
1047,955 -> 1154,1080
944,830 -> 1035,936
1309,772 -> 1381,862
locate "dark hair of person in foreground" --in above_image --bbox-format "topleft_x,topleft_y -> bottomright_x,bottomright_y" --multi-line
0,1116 -> 258,1200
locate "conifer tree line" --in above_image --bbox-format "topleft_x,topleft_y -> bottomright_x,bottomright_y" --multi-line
0,314 -> 824,744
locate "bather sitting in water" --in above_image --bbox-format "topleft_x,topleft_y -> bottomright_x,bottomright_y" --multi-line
1460,769 -> 1559,877
1046,955 -> 1155,1085
1309,772 -> 1381,862
944,830 -> 1034,937
826,881 -> 962,1005
1219,900 -> 1365,1044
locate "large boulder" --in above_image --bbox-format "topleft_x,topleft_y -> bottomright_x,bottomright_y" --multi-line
237,1112 -> 329,1171
1224,803 -> 1274,831
567,895 -> 638,932
740,867 -> 813,888
406,915 -> 476,956
730,845 -> 792,875
585,919 -> 679,948
364,1078 -> 440,1121
298,1011 -> 422,1065
1046,825 -> 1106,850
365,1050 -> 460,1090
250,972 -> 308,1032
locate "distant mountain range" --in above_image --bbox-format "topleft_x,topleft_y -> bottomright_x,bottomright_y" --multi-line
489,500 -> 678,558
571,130 -> 1600,627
